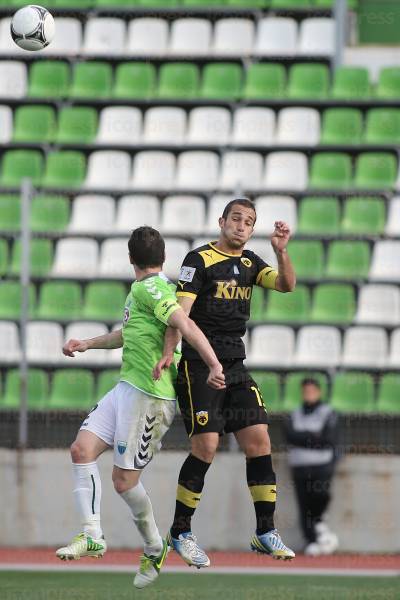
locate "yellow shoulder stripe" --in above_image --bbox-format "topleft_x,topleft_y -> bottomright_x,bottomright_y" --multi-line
199,248 -> 231,268
176,291 -> 197,299
256,266 -> 279,290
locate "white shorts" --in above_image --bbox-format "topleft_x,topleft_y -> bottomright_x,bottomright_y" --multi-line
80,381 -> 176,470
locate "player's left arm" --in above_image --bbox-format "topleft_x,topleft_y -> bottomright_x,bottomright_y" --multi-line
270,220 -> 296,293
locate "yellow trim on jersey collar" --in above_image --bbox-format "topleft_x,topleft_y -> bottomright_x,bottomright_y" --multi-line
208,242 -> 243,258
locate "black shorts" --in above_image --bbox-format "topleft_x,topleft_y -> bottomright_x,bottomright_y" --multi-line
176,358 -> 269,437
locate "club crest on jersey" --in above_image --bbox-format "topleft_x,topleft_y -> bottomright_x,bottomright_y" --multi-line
117,441 -> 127,455
241,257 -> 252,268
124,307 -> 130,323
179,266 -> 196,282
196,411 -> 209,426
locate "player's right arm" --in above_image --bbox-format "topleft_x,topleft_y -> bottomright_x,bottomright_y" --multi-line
63,329 -> 123,357
154,295 -> 194,376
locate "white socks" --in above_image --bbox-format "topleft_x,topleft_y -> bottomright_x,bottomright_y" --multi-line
120,482 -> 163,556
72,462 -> 103,540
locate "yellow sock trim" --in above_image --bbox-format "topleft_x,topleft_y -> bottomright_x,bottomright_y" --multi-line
249,484 -> 277,503
176,484 -> 202,509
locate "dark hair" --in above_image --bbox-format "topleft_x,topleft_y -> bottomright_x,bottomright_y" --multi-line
128,226 -> 165,270
301,378 -> 321,389
221,198 -> 256,223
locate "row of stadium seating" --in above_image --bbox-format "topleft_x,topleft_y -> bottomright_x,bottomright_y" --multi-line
0,0 -> 356,9
0,149 -> 399,190
3,105 -> 400,147
2,61 -> 400,100
1,321 -> 399,368
2,194 -> 399,236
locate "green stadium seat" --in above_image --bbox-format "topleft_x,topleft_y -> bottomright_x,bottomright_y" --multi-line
320,108 -> 363,145
49,369 -> 95,410
28,61 -> 70,99
364,108 -> 400,145
271,0 -> 310,6
55,107 -> 98,144
83,282 -> 127,321
310,283 -> 355,324
10,239 -> 53,277
314,0 -> 358,6
2,368 -> 49,411
37,281 -> 82,320
376,67 -> 400,99
283,372 -> 328,411
70,62 -> 113,99
242,63 -> 286,99
288,240 -> 324,280
0,195 -> 20,231
377,373 -> 400,413
0,239 -> 8,276
158,63 -> 200,99
297,197 -> 340,236
30,195 -> 70,233
0,150 -> 43,187
114,63 -> 157,99
287,63 -> 329,99
96,370 -> 120,398
13,105 -> 56,143
309,153 -> 352,189
265,285 -> 310,323
250,372 -> 281,413
354,152 -> 397,189
54,0 -> 94,6
0,281 -> 36,320
201,63 -> 242,100
227,0 -> 265,6
250,286 -> 265,321
182,0 -> 227,5
96,0 -> 137,5
330,372 -> 375,413
341,197 -> 386,235
325,240 -> 370,280
137,0 -> 178,5
42,151 -> 86,189
331,66 -> 370,99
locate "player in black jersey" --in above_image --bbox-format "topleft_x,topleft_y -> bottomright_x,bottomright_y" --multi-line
154,198 -> 296,567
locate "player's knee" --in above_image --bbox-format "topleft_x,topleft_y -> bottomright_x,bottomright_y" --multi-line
244,437 -> 271,458
70,441 -> 87,463
191,441 -> 218,463
113,474 -> 135,495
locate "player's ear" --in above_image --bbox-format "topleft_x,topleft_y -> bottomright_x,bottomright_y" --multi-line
218,216 -> 224,229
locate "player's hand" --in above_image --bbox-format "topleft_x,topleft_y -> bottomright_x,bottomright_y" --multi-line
207,363 -> 226,390
62,339 -> 89,357
153,354 -> 174,380
271,221 -> 291,253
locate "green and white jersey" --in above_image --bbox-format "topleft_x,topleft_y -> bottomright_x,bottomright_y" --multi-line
120,273 -> 181,401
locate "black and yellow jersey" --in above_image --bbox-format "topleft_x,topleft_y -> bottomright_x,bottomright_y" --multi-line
176,241 -> 278,360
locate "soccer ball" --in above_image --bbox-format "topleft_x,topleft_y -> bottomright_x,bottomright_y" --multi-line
11,5 -> 55,51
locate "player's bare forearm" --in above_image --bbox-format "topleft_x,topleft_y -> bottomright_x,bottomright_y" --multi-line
163,326 -> 182,358
86,329 -> 123,350
275,249 -> 296,292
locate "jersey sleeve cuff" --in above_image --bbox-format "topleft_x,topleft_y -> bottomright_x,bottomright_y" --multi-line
256,267 -> 279,290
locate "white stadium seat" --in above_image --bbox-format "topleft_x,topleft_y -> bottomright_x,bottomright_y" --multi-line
276,108 -> 320,146
85,151 -> 131,190
131,151 -> 176,191
341,326 -> 388,368
0,19 -> 25,55
219,151 -> 264,192
192,237 -> 212,250
298,18 -> 335,56
247,325 -> 295,367
161,195 -> 205,235
115,195 -> 160,233
64,323 -> 108,365
142,107 -> 186,145
0,105 -> 13,143
295,326 -> 341,367
213,19 -> 255,56
68,195 -> 115,234
186,107 -> 231,145
254,17 -> 297,56
389,328 -> 400,367
264,152 -> 308,191
163,238 -> 190,280
27,322 -> 64,365
254,196 -> 297,235
386,198 -> 400,235
96,107 -> 142,145
42,18 -> 82,56
0,322 -> 21,363
108,324 -> 124,366
175,151 -> 219,191
205,194 -> 232,234
127,18 -> 169,56
98,238 -> 133,280
169,19 -> 212,56
246,239 -> 277,268
0,61 -> 27,98
82,18 -> 126,56
231,108 -> 276,146
369,241 -> 400,281
52,238 -> 99,279
355,284 -> 400,326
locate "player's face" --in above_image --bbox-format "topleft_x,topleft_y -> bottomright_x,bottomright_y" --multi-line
219,206 -> 255,249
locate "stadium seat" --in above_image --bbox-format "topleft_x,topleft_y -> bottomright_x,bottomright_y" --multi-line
96,106 -> 142,145
205,194 -> 231,234
265,284 -> 310,323
389,329 -> 400,367
243,63 -> 286,99
175,151 -> 219,191
143,107 -> 186,145
354,152 -> 397,189
49,369 -> 95,410
131,151 -> 176,191
37,281 -> 82,320
264,152 -> 308,190
0,195 -> 20,231
377,373 -> 400,413
276,108 -> 320,146
298,18 -> 335,56
364,108 -> 400,145
13,105 -> 56,143
320,108 -> 363,145
96,370 -> 120,399
52,238 -> 98,279
42,17 -> 82,56
356,284 -> 400,326
27,321 -> 64,365
30,195 -> 70,233
42,151 -> 86,189
309,152 -> 352,189
386,197 -> 400,235
270,0 -> 311,6
70,62 -> 112,99
342,326 -> 388,368
163,239 -> 191,280
64,322 -> 108,365
310,283 -> 356,324
136,0 -> 177,6
247,325 -> 295,367
162,195 -> 205,235
169,18 -> 212,56
0,281 -> 35,320
326,240 -> 370,280
28,61 -> 70,99
297,197 -> 340,236
219,151 -> 264,192
249,285 -> 265,321
212,18 -> 255,56
98,238 -> 133,280
330,372 -> 375,413
2,368 -> 49,410
187,107 -> 231,145
0,239 -> 8,276
294,325 -> 341,367
0,18 -> 25,56
369,240 -> 400,282
10,239 -> 53,277
55,107 -> 98,144
201,63 -> 242,100
113,62 -> 157,99
0,149 -> 43,187
82,18 -> 126,56
282,371 -> 328,411
127,17 -> 168,55
331,66 -> 370,99
246,239 -> 277,268
250,372 -> 281,412
376,67 -> 400,99
115,195 -> 160,233
231,107 -> 275,146
287,63 -> 329,99
85,151 -> 130,191
0,105 -> 13,143
341,197 -> 385,235
255,196 -> 297,236
287,240 -> 324,280
69,195 -> 115,234
0,322 -> 21,363
158,63 -> 200,99
83,281 -> 127,321
254,17 -> 297,56
0,61 -> 27,98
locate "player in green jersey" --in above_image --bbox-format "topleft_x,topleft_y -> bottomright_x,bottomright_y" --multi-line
56,227 -> 225,589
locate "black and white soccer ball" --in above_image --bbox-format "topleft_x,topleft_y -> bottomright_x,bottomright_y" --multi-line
11,5 -> 55,51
